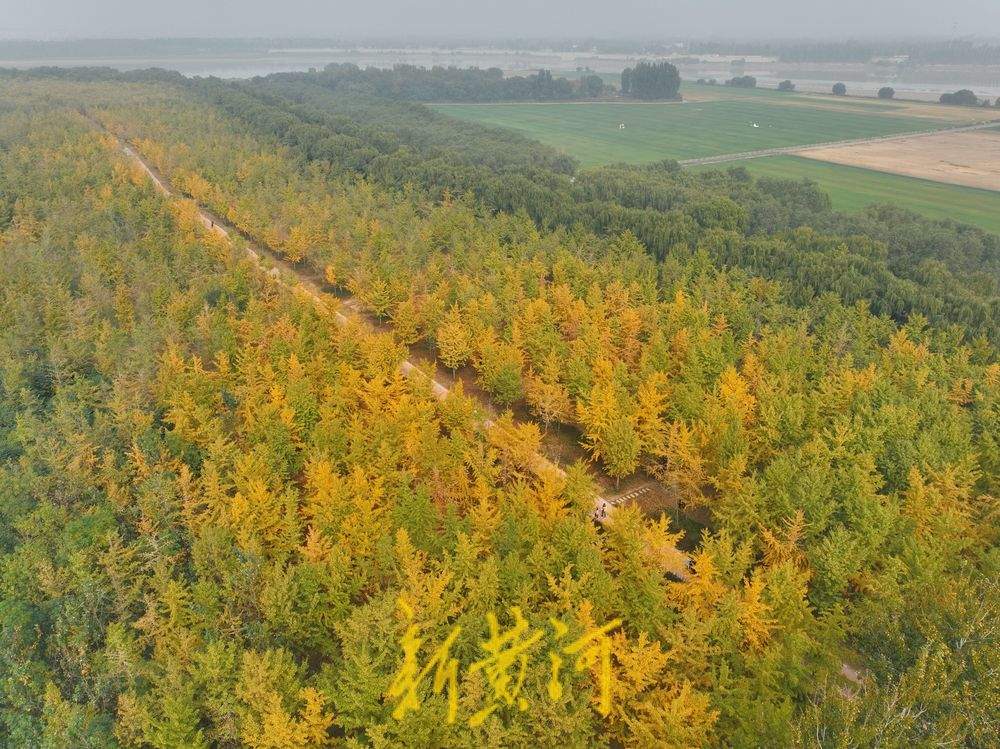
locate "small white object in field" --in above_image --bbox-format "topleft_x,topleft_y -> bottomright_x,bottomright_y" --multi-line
619,122 -> 626,129
752,122 -> 760,128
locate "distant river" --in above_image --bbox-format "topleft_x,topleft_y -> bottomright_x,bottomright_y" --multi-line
2,49 -> 998,102
0,47 -> 588,79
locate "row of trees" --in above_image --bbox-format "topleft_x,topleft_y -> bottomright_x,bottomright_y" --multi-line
298,62 -> 608,102
833,85 -> 992,104
0,89 -> 855,747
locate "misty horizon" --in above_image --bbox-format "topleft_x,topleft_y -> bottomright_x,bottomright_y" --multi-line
2,0 -> 1000,42
3,34 -> 1000,45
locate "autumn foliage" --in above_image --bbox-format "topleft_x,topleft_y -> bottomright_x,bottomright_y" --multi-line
0,77 -> 997,747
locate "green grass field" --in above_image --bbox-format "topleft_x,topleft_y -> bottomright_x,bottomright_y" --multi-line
434,91 -> 955,167
436,86 -> 1000,234
707,155 -> 1000,234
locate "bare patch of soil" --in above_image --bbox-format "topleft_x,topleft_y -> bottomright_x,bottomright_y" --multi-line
799,129 -> 1000,191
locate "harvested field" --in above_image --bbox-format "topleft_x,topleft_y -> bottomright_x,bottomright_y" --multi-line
798,128 -> 1000,191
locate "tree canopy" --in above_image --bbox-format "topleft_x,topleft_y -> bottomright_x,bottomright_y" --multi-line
620,61 -> 682,100
939,89 -> 980,106
0,71 -> 997,748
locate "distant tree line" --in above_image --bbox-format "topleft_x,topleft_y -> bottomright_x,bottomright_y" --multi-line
297,62 -> 608,102
0,64 -> 183,84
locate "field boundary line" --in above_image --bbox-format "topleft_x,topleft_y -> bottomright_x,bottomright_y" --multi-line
678,120 -> 1000,166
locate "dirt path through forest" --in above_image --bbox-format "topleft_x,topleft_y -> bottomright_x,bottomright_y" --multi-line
110,131 -> 694,577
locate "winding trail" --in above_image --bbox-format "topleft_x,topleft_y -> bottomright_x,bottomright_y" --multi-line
678,119 -> 1000,166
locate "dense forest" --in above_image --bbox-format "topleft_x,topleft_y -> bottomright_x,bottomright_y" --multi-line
285,63 -> 608,102
175,68 -> 1000,345
0,70 -> 998,747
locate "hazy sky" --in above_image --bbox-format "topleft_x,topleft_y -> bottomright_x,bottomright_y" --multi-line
2,0 -> 999,40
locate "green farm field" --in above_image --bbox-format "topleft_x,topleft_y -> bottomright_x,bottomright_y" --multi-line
436,85 -> 1000,233
433,84 -> 993,167
706,155 -> 1000,234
